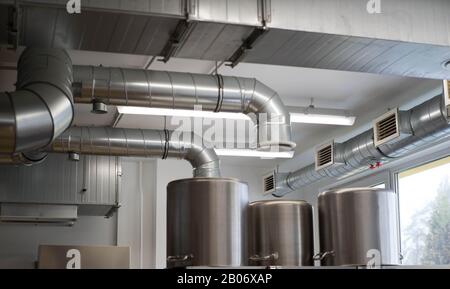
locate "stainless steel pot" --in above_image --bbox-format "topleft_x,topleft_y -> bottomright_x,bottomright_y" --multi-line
248,200 -> 314,266
318,187 -> 401,266
167,177 -> 248,267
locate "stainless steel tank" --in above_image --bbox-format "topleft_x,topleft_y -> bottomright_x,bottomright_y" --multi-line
248,200 -> 314,266
166,177 -> 248,268
318,187 -> 401,266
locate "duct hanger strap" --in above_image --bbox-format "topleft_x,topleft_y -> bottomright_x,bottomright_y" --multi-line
214,74 -> 224,113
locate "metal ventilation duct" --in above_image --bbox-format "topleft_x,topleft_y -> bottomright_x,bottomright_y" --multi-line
72,65 -> 295,151
6,0 -> 450,79
0,48 -> 74,163
48,127 -> 220,178
273,95 -> 450,197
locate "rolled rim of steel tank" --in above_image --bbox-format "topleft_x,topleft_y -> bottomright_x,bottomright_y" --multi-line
248,200 -> 314,267
166,177 -> 249,268
317,187 -> 401,267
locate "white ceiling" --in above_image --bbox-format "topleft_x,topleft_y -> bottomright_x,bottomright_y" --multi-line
0,49 -> 441,166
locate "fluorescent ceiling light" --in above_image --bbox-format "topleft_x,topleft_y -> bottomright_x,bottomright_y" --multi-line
116,106 -> 250,120
117,106 -> 356,126
290,113 -> 356,126
215,149 -> 294,159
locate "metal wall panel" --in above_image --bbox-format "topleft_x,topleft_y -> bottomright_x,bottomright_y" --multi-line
0,154 -> 119,206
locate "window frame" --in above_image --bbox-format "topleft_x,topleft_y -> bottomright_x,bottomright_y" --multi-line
389,146 -> 450,265
329,169 -> 393,190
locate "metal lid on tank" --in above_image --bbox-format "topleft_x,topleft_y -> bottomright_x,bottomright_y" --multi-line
249,200 -> 311,207
318,187 -> 394,198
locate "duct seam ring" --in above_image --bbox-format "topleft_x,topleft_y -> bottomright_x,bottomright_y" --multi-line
214,74 -> 224,113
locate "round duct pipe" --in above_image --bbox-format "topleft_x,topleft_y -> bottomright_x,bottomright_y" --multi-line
0,48 -> 74,162
72,66 -> 295,152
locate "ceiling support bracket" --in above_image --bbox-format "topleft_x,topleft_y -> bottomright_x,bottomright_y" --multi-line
6,4 -> 18,49
227,27 -> 268,68
159,20 -> 196,63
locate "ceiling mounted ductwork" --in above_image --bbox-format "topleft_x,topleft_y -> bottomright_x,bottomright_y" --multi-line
272,93 -> 450,197
0,47 -> 222,176
0,42 -> 294,169
49,127 -> 220,178
71,65 -> 295,152
4,0 -> 450,79
0,48 -> 74,164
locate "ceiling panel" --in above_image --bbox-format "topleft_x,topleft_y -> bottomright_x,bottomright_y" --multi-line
20,6 -> 179,56
175,22 -> 254,61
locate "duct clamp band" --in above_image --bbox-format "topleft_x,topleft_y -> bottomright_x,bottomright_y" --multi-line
214,74 -> 224,113
162,129 -> 170,160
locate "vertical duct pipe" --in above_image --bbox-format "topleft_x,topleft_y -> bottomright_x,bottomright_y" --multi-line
274,95 -> 450,197
0,48 -> 74,163
71,66 -> 295,152
48,127 -> 220,177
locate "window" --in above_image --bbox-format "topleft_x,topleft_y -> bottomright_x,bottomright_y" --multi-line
372,183 -> 386,189
397,155 -> 450,265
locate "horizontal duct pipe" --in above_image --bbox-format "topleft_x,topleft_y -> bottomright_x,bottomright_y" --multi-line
10,2 -> 450,79
48,127 -> 220,178
0,48 -> 74,163
72,65 -> 295,152
274,95 -> 450,197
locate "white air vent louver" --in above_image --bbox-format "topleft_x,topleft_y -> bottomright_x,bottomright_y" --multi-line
263,171 -> 276,195
373,109 -> 401,147
315,142 -> 334,171
444,80 -> 450,120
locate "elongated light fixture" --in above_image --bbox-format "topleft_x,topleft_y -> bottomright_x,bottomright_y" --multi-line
116,106 -> 356,126
215,149 -> 294,159
116,106 -> 249,120
289,113 -> 356,126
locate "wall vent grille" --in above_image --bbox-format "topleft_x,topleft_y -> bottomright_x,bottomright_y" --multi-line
315,142 -> 334,171
263,172 -> 275,195
373,109 -> 400,147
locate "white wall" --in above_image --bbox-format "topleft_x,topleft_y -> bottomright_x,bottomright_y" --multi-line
0,216 -> 117,269
117,160 -> 157,269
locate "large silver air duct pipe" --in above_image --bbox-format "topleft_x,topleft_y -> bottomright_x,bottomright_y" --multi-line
274,95 -> 450,197
48,127 -> 220,177
0,48 -> 74,163
71,66 -> 295,152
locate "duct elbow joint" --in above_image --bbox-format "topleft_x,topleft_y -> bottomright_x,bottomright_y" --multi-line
267,172 -> 294,198
0,48 -> 74,164
256,115 -> 296,152
185,145 -> 221,178
251,81 -> 296,152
